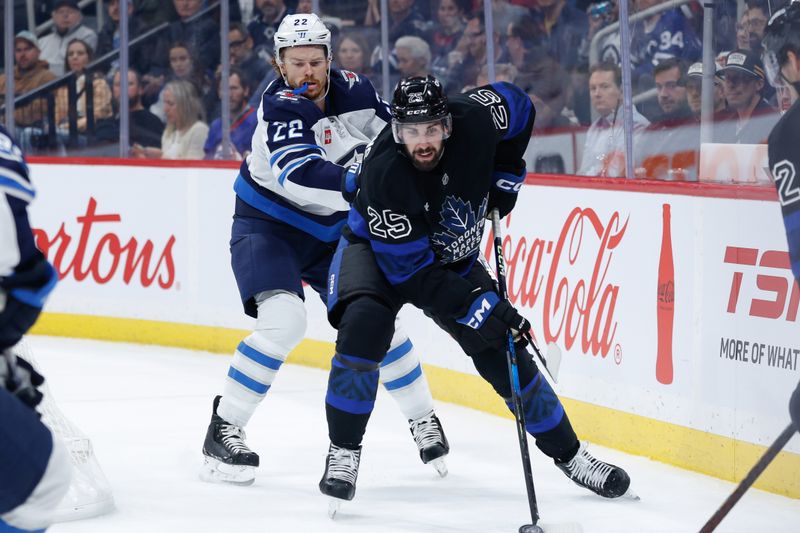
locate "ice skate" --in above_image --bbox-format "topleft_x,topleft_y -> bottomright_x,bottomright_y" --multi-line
200,396 -> 259,486
319,442 -> 362,518
409,410 -> 449,477
556,441 -> 633,499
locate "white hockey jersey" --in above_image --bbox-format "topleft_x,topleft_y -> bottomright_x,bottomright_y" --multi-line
234,69 -> 391,242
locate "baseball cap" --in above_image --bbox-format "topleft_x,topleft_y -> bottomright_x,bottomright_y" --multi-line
52,0 -> 80,10
14,30 -> 40,49
687,62 -> 723,82
720,49 -> 766,80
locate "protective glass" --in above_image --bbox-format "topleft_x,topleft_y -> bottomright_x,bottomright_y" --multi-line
762,48 -> 786,89
391,116 -> 453,144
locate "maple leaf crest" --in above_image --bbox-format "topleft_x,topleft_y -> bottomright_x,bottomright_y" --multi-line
430,195 -> 488,262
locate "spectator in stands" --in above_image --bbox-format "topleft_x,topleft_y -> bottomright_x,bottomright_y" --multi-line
444,12 -> 508,94
506,14 -> 545,73
153,0 -> 221,75
335,32 -> 374,79
473,63 -> 518,89
428,0 -> 469,70
54,39 -> 113,143
520,66 -> 574,133
651,59 -> 693,124
109,68 -> 165,150
96,0 -> 154,76
248,0 -> 292,58
228,22 -> 270,88
133,0 -> 174,26
364,0 -> 429,48
150,42 -> 214,122
717,49 -> 779,144
203,68 -> 258,160
578,0 -> 620,66
531,0 -> 588,71
395,36 -> 431,80
736,11 -> 751,50
630,0 -> 702,88
491,0 -> 531,35
39,0 -> 99,76
685,62 -> 728,117
744,0 -> 770,53
0,31 -> 57,128
132,79 -> 208,159
578,62 -> 649,177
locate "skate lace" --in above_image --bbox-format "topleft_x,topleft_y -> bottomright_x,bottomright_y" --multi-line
219,424 -> 252,455
410,413 -> 442,450
328,445 -> 361,485
565,446 -> 613,490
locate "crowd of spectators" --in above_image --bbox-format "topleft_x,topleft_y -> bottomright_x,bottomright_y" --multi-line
0,0 -> 793,175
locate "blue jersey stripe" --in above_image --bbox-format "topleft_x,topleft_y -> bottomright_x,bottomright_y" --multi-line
269,143 -> 325,167
0,175 -> 35,200
382,339 -> 413,366
376,247 -> 434,285
383,363 -> 423,391
277,154 -> 324,186
227,367 -> 270,394
234,174 -> 346,242
237,341 -> 283,370
491,82 -> 533,140
372,236 -> 431,256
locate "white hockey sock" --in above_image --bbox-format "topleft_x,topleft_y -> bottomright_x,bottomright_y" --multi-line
380,333 -> 435,421
218,335 -> 288,428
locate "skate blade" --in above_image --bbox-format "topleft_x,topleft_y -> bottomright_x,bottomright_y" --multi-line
431,457 -> 448,478
200,456 -> 255,486
621,488 -> 640,501
327,498 -> 342,519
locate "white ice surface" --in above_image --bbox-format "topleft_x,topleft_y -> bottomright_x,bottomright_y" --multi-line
27,335 -> 798,533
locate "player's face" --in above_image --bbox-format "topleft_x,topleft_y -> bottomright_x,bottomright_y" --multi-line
399,121 -> 447,171
280,46 -> 329,101
589,70 -> 621,116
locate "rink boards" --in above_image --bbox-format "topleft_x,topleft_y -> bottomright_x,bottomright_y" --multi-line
24,158 -> 799,498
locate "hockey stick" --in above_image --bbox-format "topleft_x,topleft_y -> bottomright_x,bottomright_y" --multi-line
490,209 -> 542,533
699,423 -> 796,532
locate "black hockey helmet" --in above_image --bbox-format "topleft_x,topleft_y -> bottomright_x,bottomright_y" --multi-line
391,76 -> 452,144
763,0 -> 800,89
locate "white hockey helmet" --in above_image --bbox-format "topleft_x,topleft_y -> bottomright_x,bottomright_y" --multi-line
273,13 -> 332,64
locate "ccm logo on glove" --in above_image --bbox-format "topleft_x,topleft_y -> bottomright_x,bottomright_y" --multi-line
457,292 -> 500,329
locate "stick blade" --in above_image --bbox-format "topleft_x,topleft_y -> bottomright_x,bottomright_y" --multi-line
545,342 -> 562,383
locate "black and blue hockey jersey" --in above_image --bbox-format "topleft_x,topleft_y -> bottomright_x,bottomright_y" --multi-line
344,82 -> 534,319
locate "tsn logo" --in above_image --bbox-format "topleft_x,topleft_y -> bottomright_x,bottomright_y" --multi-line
724,245 -> 800,321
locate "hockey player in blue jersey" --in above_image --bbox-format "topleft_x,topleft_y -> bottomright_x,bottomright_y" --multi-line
319,76 -> 633,509
764,0 -> 800,431
200,13 -> 449,485
0,124 -> 70,532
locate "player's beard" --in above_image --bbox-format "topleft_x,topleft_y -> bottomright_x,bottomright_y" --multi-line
299,77 -> 326,101
409,144 -> 444,171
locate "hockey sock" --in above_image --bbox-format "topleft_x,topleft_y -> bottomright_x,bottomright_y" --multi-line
505,372 -> 578,459
219,337 -> 287,427
325,352 -> 380,448
379,335 -> 435,421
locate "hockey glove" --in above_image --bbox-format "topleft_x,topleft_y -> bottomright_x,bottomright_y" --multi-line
456,290 -> 532,349
488,166 -> 525,219
341,161 -> 362,204
1,351 -> 45,411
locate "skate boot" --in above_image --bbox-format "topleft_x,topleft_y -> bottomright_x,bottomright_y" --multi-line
556,441 -> 632,499
409,410 -> 449,477
319,443 -> 362,518
200,396 -> 259,486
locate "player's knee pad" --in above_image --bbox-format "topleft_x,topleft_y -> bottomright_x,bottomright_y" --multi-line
336,296 -> 395,359
326,352 -> 381,416
220,291 -> 306,426
1,436 -> 71,531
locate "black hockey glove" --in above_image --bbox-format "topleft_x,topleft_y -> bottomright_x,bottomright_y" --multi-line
790,381 -> 800,431
0,291 -> 44,353
487,188 -> 518,219
1,351 -> 45,411
456,290 -> 532,350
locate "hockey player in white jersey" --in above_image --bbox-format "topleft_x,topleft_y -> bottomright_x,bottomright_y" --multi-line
0,124 -> 71,532
200,13 -> 449,485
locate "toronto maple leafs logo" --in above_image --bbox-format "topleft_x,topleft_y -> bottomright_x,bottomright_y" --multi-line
430,195 -> 488,263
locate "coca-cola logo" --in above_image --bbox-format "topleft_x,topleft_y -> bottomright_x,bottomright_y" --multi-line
658,280 -> 674,304
32,197 -> 176,289
485,207 -> 628,357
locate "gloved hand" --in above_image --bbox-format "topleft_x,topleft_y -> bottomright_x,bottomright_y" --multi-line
790,381 -> 800,431
1,350 -> 45,411
456,290 -> 532,349
341,161 -> 361,203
